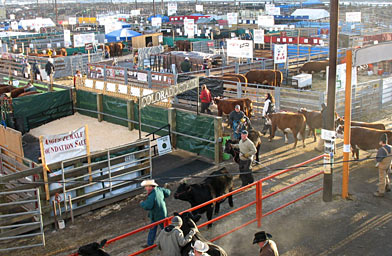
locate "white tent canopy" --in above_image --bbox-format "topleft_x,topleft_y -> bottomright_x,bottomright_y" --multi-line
19,18 -> 56,31
291,9 -> 330,20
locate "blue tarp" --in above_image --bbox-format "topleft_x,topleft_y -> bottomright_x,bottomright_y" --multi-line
105,28 -> 142,43
147,14 -> 169,23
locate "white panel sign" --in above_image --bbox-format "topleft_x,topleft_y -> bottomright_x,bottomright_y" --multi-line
10,14 -> 15,20
254,29 -> 264,44
196,5 -> 203,12
168,3 -> 177,16
151,17 -> 162,27
184,18 -> 195,38
73,33 -> 95,47
326,63 -> 357,92
346,12 -> 361,22
64,29 -> 71,46
227,39 -> 253,58
69,17 -> 77,25
131,10 -> 141,16
227,13 -> 238,25
41,126 -> 88,165
157,135 -> 172,156
274,44 -> 287,64
11,21 -> 18,30
321,129 -> 336,140
137,72 -> 148,82
258,15 -> 274,27
382,77 -> 392,104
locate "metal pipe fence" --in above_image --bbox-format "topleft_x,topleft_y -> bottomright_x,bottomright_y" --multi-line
0,188 -> 45,252
67,154 -> 325,256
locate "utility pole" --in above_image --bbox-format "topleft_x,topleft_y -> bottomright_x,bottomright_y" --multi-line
323,0 -> 339,202
55,0 -> 58,25
135,0 -> 137,10
153,0 -> 156,16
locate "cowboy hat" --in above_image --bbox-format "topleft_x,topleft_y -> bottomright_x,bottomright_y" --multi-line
192,240 -> 209,252
253,231 -> 272,244
141,179 -> 158,187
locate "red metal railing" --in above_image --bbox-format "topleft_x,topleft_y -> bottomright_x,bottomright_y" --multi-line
69,154 -> 325,256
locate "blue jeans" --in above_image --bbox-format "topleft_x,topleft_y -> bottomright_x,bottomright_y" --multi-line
147,222 -> 164,246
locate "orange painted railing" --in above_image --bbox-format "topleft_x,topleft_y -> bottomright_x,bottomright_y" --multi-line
69,154 -> 326,256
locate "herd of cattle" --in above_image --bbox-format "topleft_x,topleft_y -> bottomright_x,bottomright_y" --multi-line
0,83 -> 40,98
211,96 -> 389,161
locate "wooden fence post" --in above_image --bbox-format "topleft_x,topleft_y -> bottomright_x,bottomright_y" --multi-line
214,116 -> 223,164
168,108 -> 177,148
97,93 -> 103,122
127,99 -> 135,131
274,87 -> 281,112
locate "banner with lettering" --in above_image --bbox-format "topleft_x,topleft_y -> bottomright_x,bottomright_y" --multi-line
40,126 -> 88,165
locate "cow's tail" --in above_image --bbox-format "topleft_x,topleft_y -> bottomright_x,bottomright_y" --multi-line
297,117 -> 307,140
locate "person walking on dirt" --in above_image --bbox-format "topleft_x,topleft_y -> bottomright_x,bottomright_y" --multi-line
261,93 -> 275,136
140,180 -> 171,247
181,57 -> 192,73
200,84 -> 212,114
156,216 -> 197,256
374,133 -> 392,197
231,130 -> 257,186
253,231 -> 279,256
229,105 -> 252,140
32,61 -> 42,81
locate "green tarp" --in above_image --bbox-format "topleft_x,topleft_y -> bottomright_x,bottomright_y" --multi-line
175,111 -> 215,159
134,103 -> 168,136
103,95 -> 128,127
76,90 -> 98,118
12,89 -> 73,132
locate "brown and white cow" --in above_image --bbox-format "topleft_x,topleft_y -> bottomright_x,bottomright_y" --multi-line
336,125 -> 392,159
213,97 -> 253,118
336,117 -> 385,131
266,112 -> 307,148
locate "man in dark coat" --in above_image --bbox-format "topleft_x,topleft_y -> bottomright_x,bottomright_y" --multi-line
45,59 -> 55,90
181,57 -> 192,73
253,231 -> 279,256
140,179 -> 171,247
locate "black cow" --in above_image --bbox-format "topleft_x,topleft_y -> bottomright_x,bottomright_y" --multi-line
174,168 -> 234,227
78,239 -> 110,256
175,212 -> 227,256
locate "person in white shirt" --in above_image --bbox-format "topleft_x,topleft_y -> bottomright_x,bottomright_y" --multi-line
262,93 -> 275,136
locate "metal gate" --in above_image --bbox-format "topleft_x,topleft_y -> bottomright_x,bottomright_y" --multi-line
0,188 -> 45,252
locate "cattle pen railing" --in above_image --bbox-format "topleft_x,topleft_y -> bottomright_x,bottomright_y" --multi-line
68,154 -> 326,256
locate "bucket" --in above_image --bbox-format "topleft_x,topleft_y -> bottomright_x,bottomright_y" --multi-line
315,129 -> 321,135
58,219 -> 65,229
222,136 -> 231,161
378,69 -> 384,76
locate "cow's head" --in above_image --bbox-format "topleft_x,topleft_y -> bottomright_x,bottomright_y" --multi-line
336,125 -> 344,138
336,116 -> 344,127
213,97 -> 221,105
224,140 -> 240,163
298,108 -> 307,114
174,183 -> 192,201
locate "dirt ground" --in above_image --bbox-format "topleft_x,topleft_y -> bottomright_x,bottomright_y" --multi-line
7,102 -> 392,256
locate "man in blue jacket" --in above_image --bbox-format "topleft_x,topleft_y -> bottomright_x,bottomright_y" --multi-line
140,179 -> 171,247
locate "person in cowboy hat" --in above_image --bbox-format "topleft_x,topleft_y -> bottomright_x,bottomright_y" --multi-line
253,231 -> 279,256
374,133 -> 392,197
156,216 -> 197,256
140,179 -> 171,247
189,240 -> 210,256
